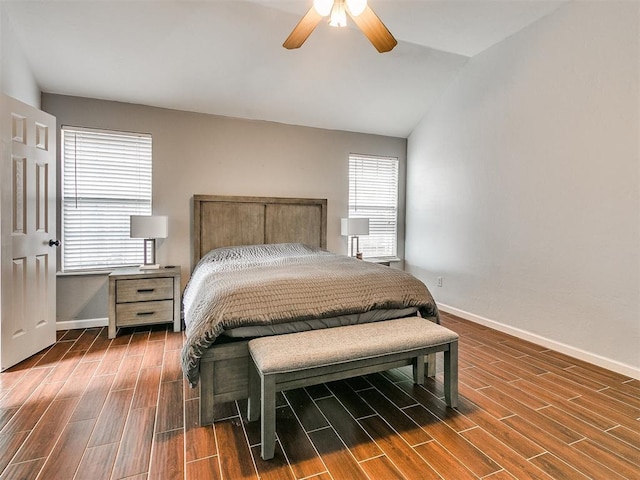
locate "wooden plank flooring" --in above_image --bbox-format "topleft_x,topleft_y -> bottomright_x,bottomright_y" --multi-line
0,312 -> 638,479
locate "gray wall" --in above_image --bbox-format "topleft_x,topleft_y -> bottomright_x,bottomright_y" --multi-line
42,94 -> 407,323
0,3 -> 40,106
405,1 -> 639,375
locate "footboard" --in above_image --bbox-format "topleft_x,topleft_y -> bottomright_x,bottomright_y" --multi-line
199,337 -> 250,425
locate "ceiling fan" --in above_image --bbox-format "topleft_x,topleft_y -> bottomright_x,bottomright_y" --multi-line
283,0 -> 397,53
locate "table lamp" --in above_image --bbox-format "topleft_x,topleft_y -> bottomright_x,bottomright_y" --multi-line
130,215 -> 168,269
341,217 -> 369,258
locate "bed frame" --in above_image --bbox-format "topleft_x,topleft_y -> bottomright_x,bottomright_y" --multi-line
192,194 -> 435,425
192,195 -> 328,424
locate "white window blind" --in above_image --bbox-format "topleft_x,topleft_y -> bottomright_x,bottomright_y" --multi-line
62,127 -> 152,271
348,154 -> 399,259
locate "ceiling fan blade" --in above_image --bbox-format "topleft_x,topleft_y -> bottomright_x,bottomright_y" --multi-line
283,7 -> 324,50
348,5 -> 397,53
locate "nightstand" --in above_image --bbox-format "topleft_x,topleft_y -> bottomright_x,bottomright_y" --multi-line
108,267 -> 181,339
365,258 -> 392,267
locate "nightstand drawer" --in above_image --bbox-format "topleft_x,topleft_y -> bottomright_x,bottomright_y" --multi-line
116,277 -> 174,303
116,300 -> 174,326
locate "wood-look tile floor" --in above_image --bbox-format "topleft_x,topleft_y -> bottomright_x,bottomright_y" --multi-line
0,313 -> 638,479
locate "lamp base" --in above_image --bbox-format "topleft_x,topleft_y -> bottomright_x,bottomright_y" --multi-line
141,238 -> 159,269
140,263 -> 161,270
350,235 -> 358,257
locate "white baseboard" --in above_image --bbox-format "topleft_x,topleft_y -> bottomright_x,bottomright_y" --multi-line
56,317 -> 108,331
438,303 -> 640,380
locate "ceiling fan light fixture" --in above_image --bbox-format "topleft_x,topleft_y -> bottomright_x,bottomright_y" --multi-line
329,0 -> 347,27
313,0 -> 334,17
346,0 -> 367,17
284,0 -> 396,53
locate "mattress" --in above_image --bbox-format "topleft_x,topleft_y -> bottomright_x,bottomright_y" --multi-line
221,307 -> 419,337
181,243 -> 439,385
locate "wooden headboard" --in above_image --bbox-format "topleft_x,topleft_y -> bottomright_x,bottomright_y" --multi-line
192,195 -> 328,269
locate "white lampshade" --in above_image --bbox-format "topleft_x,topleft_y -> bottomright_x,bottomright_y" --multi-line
130,215 -> 168,239
313,0 -> 333,16
341,218 -> 369,236
346,0 -> 367,16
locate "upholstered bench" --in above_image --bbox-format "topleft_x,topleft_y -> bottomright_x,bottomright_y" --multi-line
247,316 -> 459,460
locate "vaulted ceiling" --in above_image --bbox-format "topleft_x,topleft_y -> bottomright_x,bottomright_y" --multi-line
3,0 -> 567,137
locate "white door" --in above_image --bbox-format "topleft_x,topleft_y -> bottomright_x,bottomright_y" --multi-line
0,94 -> 57,370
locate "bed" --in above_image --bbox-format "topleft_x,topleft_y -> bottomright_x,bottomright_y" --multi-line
183,195 -> 439,425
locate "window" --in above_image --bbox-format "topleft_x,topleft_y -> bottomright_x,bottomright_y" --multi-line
348,154 -> 399,259
62,126 -> 152,271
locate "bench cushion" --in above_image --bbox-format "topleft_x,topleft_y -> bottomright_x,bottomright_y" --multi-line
248,316 -> 458,375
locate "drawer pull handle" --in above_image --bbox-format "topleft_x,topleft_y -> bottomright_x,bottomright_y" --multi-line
137,288 -> 155,293
137,311 -> 156,316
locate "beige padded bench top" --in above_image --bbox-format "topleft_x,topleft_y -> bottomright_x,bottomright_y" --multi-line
247,316 -> 459,460
249,316 -> 458,374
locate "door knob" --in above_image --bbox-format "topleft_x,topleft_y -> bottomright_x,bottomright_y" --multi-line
48,239 -> 61,247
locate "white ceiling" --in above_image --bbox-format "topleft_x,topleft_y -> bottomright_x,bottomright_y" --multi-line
2,0 -> 567,137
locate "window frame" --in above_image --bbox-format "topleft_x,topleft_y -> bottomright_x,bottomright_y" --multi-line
348,153 -> 399,260
61,125 -> 153,272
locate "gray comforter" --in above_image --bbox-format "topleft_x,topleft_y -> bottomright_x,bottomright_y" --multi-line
181,243 -> 439,386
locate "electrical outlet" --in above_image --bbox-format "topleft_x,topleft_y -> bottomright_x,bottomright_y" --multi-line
437,276 -> 443,287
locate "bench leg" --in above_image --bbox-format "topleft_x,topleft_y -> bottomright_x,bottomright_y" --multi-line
444,340 -> 458,408
413,355 -> 425,385
260,374 -> 277,460
426,352 -> 436,377
247,358 -> 260,422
